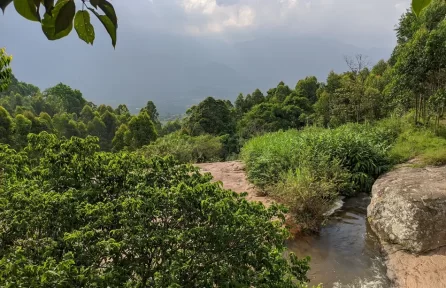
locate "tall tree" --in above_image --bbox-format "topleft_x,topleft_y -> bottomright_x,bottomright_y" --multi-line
128,112 -> 157,149
0,106 -> 13,144
0,48 -> 12,92
140,101 -> 161,132
295,76 -> 320,104
45,83 -> 86,115
184,97 -> 235,137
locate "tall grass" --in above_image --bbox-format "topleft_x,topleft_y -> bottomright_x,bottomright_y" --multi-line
241,116 -> 446,231
241,122 -> 399,231
242,123 -> 393,195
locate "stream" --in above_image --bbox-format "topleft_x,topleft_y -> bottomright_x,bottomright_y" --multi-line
286,195 -> 390,288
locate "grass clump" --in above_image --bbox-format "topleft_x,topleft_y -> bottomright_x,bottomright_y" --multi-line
273,157 -> 351,231
142,132 -> 224,163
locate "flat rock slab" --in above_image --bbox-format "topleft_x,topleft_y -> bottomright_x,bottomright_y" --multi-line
385,246 -> 446,288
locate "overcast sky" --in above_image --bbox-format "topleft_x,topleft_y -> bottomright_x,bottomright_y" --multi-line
0,0 -> 411,114
116,0 -> 409,46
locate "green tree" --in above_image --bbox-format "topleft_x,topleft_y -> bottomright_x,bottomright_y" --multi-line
238,102 -> 304,139
100,110 -> 118,151
128,112 -> 157,149
0,74 -> 39,97
97,104 -> 114,115
87,116 -> 107,146
0,106 -> 13,144
13,114 -> 32,148
115,104 -> 131,124
295,76 -> 320,104
184,97 -> 236,137
112,123 -> 131,151
140,100 -> 161,132
0,0 -> 117,47
53,112 -> 80,138
45,83 -> 86,115
269,82 -> 293,103
80,104 -> 95,123
0,48 -> 12,92
30,94 -> 57,116
160,119 -> 182,136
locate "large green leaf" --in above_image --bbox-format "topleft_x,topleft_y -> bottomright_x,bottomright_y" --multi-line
412,0 -> 432,16
13,0 -> 39,21
41,0 -> 73,40
0,0 -> 13,13
89,0 -> 103,9
88,7 -> 116,48
74,10 -> 95,45
54,0 -> 74,34
98,0 -> 117,28
43,0 -> 54,15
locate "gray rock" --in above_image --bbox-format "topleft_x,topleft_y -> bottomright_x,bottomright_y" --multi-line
368,165 -> 446,253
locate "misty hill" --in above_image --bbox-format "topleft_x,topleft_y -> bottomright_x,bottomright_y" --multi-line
6,31 -> 391,115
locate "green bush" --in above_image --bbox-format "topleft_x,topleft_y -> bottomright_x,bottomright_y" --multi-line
0,133 -> 310,287
241,123 -> 395,229
142,132 -> 224,163
242,124 -> 392,195
272,157 -> 350,232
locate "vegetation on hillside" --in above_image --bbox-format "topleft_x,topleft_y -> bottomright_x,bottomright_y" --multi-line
0,133 -> 311,287
0,0 -> 446,284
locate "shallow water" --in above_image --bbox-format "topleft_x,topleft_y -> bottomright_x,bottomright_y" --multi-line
286,195 -> 390,288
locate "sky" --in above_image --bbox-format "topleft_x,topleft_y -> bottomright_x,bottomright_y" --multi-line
0,0 -> 411,114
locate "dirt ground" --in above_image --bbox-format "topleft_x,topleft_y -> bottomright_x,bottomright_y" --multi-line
196,161 -> 275,207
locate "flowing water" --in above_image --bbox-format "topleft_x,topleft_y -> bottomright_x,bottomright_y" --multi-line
286,195 -> 390,288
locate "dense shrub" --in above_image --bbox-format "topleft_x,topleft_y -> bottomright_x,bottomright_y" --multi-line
142,132 -> 224,163
242,124 -> 392,195
272,157 -> 351,231
241,123 -> 395,230
0,133 -> 310,287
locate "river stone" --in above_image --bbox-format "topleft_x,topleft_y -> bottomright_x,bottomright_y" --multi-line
367,165 -> 446,253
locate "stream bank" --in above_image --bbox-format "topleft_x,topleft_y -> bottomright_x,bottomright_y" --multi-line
197,161 -> 390,287
368,165 -> 446,288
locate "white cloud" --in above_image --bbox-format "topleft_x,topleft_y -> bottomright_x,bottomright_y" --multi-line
116,0 -> 411,47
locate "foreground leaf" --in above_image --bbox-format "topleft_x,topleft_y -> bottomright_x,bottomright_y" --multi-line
88,7 -> 116,48
412,0 -> 432,16
0,0 -> 13,13
41,0 -> 73,40
43,0 -> 54,16
74,10 -> 95,45
13,0 -> 39,21
98,0 -> 117,28
89,0 -> 103,9
54,0 -> 75,34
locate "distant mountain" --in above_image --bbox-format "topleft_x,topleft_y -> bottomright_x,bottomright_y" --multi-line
2,18 -> 392,115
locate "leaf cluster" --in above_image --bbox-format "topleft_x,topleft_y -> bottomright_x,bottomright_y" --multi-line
1,0 -> 117,47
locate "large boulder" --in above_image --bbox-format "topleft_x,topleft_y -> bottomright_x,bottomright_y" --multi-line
368,165 -> 446,253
